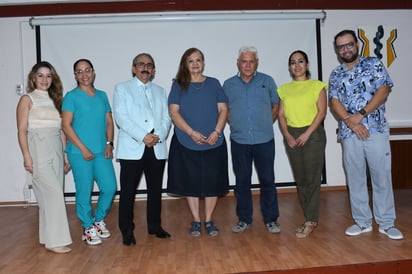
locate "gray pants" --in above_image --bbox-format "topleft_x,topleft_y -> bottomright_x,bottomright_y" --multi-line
342,132 -> 396,229
28,127 -> 72,248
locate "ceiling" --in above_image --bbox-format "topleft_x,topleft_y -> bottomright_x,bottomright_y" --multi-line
1,0 -> 411,18
0,0 -> 134,5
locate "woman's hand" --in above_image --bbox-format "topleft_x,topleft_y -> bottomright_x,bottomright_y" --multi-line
296,132 -> 310,147
64,161 -> 71,174
104,144 -> 113,159
23,155 -> 33,174
285,134 -> 297,149
63,153 -> 71,173
205,130 -> 219,145
190,130 -> 207,145
81,148 -> 94,161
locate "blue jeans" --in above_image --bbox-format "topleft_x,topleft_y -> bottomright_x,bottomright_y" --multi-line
342,132 -> 396,229
231,139 -> 279,224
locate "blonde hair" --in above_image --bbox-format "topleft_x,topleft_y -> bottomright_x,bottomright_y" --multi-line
26,61 -> 63,114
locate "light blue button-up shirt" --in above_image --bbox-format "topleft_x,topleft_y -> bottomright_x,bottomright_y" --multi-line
223,72 -> 279,145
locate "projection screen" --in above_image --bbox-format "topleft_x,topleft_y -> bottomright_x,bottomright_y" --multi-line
35,12 -> 323,194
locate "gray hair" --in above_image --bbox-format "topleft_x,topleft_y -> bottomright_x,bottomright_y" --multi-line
238,46 -> 258,58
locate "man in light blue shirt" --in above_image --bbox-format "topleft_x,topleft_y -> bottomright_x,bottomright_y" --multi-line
223,46 -> 280,234
113,53 -> 172,245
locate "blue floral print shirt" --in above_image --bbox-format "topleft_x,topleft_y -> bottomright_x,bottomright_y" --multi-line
328,56 -> 393,141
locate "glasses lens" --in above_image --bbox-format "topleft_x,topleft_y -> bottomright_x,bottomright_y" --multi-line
136,62 -> 154,69
337,42 -> 355,52
75,68 -> 93,75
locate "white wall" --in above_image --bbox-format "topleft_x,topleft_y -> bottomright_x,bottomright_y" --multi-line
0,18 -> 36,203
320,10 -> 412,188
1,9 -> 411,203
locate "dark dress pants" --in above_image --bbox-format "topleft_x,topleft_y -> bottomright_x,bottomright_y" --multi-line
118,147 -> 166,236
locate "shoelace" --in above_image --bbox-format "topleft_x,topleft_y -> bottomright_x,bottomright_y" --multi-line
87,227 -> 98,236
96,222 -> 106,230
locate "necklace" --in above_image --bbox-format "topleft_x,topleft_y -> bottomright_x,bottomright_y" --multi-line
190,81 -> 205,90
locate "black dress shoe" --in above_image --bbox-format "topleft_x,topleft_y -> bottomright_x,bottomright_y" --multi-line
122,234 -> 136,246
148,227 -> 171,239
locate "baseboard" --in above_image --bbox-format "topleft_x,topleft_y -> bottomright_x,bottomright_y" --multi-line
0,185 -> 348,207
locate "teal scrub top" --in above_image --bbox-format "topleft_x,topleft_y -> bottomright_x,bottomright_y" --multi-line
62,87 -> 111,154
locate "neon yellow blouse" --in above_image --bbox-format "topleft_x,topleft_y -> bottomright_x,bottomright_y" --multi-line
277,79 -> 327,127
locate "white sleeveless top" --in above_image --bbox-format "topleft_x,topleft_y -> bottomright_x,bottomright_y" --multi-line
27,89 -> 61,129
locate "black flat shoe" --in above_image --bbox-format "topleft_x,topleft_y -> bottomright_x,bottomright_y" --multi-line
122,234 -> 136,246
148,227 -> 171,239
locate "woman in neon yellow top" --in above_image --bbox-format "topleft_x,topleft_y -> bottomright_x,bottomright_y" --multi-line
277,50 -> 327,238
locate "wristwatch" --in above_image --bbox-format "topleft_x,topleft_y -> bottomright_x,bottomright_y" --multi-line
106,141 -> 114,147
358,108 -> 367,117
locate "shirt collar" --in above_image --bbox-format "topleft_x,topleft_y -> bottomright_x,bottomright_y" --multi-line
134,77 -> 150,89
236,71 -> 257,82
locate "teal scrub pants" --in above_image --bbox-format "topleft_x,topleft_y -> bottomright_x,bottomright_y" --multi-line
68,153 -> 117,228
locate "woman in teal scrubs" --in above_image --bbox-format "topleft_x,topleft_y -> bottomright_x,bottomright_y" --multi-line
62,58 -> 117,246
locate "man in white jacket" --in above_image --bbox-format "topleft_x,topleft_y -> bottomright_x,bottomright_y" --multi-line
113,53 -> 172,246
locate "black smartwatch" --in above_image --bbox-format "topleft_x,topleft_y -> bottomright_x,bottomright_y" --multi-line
358,108 -> 367,117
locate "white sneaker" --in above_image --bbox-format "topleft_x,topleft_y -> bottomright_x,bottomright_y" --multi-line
82,226 -> 102,245
379,226 -> 404,240
345,224 -> 372,236
94,220 -> 111,238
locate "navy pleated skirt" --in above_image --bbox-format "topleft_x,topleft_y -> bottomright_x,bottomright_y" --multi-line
167,134 -> 229,197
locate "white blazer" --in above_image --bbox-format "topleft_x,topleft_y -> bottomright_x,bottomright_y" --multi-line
113,77 -> 171,160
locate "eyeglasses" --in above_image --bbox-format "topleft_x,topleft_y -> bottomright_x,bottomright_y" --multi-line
134,62 -> 154,69
336,41 -> 355,52
290,59 -> 306,66
74,67 -> 94,75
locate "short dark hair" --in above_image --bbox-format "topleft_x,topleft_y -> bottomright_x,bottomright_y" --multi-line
334,29 -> 358,47
73,58 -> 94,71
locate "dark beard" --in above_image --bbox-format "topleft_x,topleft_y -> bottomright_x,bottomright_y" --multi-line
341,51 -> 359,63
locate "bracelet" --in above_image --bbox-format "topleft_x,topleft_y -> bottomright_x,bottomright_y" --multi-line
214,129 -> 222,138
106,141 -> 114,146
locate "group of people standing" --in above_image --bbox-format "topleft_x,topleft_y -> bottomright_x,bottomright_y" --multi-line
16,28 -> 403,253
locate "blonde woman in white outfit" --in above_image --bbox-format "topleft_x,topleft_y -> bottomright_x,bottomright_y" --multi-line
16,61 -> 72,253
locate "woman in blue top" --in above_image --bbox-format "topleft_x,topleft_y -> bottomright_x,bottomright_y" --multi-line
62,59 -> 117,246
167,48 -> 229,237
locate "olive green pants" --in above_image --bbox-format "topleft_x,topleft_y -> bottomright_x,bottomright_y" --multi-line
284,125 -> 326,222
